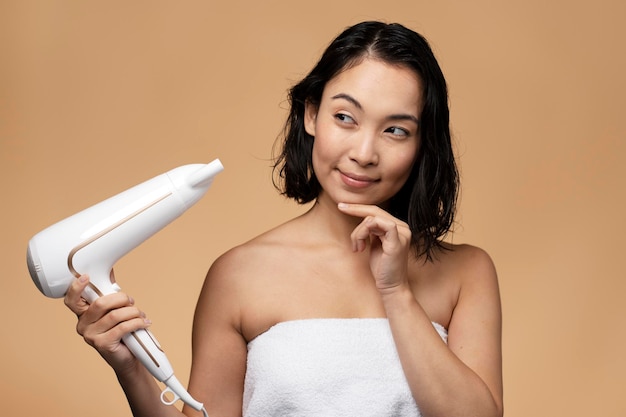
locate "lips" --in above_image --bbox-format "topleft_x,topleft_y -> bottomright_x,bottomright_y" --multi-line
338,170 -> 379,189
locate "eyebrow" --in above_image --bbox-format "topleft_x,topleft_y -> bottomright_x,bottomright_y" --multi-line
331,93 -> 420,125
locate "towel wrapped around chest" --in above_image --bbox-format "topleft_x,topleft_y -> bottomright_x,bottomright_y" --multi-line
243,318 -> 448,417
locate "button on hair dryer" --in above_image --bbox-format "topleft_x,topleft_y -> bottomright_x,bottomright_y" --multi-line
26,159 -> 224,414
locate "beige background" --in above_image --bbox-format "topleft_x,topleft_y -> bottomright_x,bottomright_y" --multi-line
1,1 -> 625,416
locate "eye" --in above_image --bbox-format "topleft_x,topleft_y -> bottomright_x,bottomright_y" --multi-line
385,126 -> 410,138
335,113 -> 355,124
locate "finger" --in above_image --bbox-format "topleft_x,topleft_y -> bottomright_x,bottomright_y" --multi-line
338,202 -> 409,229
82,314 -> 151,352
79,292 -> 136,325
338,202 -> 384,217
64,275 -> 91,316
78,303 -> 148,339
351,216 -> 401,252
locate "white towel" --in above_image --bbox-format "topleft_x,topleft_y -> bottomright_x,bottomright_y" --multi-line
243,318 -> 447,417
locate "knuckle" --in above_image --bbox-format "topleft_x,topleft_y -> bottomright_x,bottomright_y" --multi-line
90,296 -> 106,309
77,327 -> 94,346
109,306 -> 139,324
106,310 -> 124,326
83,333 -> 99,348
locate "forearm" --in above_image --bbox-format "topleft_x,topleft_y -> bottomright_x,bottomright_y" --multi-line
382,285 -> 502,417
115,362 -> 189,417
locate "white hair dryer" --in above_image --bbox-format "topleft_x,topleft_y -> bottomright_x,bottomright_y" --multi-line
26,159 -> 224,414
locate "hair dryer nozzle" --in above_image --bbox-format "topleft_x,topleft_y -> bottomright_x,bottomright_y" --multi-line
187,158 -> 224,188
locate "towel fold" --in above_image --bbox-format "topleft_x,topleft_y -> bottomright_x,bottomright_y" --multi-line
243,318 -> 447,417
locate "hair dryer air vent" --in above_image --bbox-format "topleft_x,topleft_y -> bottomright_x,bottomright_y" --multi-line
26,244 -> 45,295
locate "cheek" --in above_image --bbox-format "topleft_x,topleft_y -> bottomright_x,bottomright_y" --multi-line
311,130 -> 338,172
391,162 -> 414,186
387,146 -> 419,185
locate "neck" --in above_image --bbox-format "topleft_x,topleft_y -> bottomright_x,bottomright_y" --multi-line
302,194 -> 364,247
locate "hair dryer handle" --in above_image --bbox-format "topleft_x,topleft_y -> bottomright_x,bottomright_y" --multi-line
122,329 -> 173,381
122,330 -> 203,411
80,277 -> 204,411
77,273 -> 167,381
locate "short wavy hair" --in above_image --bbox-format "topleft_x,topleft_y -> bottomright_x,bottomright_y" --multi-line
273,21 -> 459,260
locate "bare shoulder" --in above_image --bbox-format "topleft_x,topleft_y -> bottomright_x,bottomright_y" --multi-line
200,232 -> 280,306
198,220 -> 304,334
410,243 -> 499,328
440,243 -> 498,285
206,220 -> 299,283
434,242 -> 502,347
438,243 -> 500,314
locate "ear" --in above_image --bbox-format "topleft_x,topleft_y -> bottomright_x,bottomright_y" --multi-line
304,100 -> 318,137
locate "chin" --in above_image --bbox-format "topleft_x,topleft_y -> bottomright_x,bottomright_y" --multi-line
320,182 -> 395,207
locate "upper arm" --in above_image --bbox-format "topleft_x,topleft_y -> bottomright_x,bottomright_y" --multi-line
447,245 -> 503,414
185,251 -> 248,417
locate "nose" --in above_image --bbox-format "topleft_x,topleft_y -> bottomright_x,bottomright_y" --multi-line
349,130 -> 379,166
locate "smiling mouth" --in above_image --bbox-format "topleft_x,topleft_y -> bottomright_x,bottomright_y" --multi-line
338,170 -> 379,188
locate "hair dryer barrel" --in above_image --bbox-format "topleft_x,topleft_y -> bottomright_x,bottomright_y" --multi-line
27,159 -> 224,299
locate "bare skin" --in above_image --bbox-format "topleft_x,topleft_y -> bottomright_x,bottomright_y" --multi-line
65,58 -> 503,417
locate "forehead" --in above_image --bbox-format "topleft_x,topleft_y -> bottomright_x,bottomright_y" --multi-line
322,58 -> 424,114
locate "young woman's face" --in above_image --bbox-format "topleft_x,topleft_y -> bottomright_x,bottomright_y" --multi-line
305,58 -> 423,207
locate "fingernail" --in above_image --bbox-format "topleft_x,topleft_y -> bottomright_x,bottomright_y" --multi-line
144,318 -> 152,325
128,296 -> 134,305
78,276 -> 88,283
338,203 -> 348,209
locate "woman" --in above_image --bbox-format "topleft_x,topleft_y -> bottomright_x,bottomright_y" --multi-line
65,21 -> 503,417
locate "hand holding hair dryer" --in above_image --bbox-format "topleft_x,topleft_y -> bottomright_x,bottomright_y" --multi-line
26,159 -> 224,414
